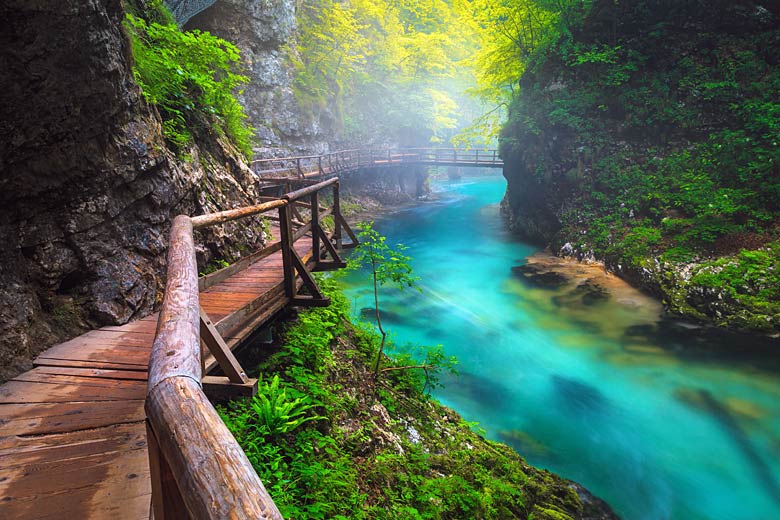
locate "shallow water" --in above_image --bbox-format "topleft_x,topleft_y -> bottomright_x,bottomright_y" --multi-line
339,173 -> 780,520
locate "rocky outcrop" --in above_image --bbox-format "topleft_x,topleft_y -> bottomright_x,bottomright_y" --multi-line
341,166 -> 430,206
187,0 -> 333,155
0,0 -> 267,381
499,0 -> 780,334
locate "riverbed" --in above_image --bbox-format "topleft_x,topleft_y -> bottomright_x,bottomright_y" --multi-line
339,172 -> 780,520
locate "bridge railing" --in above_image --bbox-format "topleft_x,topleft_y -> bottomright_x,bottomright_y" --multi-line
250,147 -> 502,178
146,178 -> 356,519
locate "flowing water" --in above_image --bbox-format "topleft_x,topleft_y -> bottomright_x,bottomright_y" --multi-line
339,172 -> 780,520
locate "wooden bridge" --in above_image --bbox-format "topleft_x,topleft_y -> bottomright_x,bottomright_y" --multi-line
0,178 -> 356,519
251,147 -> 503,179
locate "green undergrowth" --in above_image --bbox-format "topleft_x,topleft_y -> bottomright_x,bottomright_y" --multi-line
125,1 -> 254,158
499,2 -> 780,331
218,278 -> 603,519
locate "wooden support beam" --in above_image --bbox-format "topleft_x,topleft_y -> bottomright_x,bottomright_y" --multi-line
313,226 -> 346,271
290,248 -> 326,302
333,182 -> 343,246
199,307 -> 248,385
202,376 -> 258,399
336,212 -> 359,248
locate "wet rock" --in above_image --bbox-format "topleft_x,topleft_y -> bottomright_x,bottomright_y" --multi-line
552,279 -> 610,307
623,323 -> 658,338
0,0 -> 270,381
512,263 -> 569,288
574,279 -> 610,306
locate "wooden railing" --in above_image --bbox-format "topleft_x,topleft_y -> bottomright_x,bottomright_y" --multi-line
146,178 -> 356,519
250,147 -> 503,179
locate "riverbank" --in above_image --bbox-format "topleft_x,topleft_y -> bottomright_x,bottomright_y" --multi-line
225,278 -> 618,519
340,173 -> 780,519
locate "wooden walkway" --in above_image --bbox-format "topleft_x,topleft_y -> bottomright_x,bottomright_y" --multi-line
251,147 -> 504,179
0,228 -> 314,518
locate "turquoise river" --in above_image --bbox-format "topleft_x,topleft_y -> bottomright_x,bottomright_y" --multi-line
339,172 -> 780,520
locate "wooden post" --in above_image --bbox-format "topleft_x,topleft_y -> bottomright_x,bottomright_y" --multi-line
311,190 -> 320,265
333,182 -> 342,247
147,421 -> 190,520
296,158 -> 303,178
278,204 -> 296,299
493,149 -> 497,163
146,379 -> 283,519
318,156 -> 323,176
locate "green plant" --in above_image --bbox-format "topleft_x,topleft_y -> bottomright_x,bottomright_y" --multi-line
346,222 -> 419,381
250,375 -> 326,437
125,14 -> 254,158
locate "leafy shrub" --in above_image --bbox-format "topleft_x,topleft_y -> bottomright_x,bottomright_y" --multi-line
126,14 -> 254,158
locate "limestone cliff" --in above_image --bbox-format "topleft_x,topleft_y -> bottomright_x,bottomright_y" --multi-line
0,0 -> 267,381
186,0 -> 333,155
500,0 -> 780,334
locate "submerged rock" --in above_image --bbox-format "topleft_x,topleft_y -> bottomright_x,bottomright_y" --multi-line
512,263 -> 569,288
552,279 -> 610,307
552,375 -> 609,414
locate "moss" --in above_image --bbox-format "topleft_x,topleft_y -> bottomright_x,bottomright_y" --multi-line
530,504 -> 576,520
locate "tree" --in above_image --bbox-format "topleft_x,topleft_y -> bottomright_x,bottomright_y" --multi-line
347,222 -> 419,381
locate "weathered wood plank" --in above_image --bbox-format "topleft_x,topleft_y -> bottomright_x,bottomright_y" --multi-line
0,380 -> 145,404
0,400 -> 145,436
30,366 -> 148,381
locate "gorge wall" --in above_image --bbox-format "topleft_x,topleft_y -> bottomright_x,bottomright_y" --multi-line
186,0 -> 333,156
0,0 -> 269,381
500,0 -> 780,334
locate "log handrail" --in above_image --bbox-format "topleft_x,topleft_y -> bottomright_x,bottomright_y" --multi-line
147,178 -> 355,519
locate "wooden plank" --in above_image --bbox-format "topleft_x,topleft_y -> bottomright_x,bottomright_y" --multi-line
0,422 -> 146,464
36,347 -> 151,365
0,424 -> 150,519
33,357 -> 149,371
12,372 -> 147,392
35,355 -> 149,369
213,284 -> 286,337
0,380 -> 145,404
101,320 -> 158,334
0,400 -> 145,436
30,366 -> 148,381
222,295 -> 290,349
198,241 -> 282,291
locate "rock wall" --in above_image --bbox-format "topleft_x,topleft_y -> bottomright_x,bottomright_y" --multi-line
187,0 -> 333,156
499,0 -> 780,333
341,167 -> 430,206
0,0 -> 267,381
